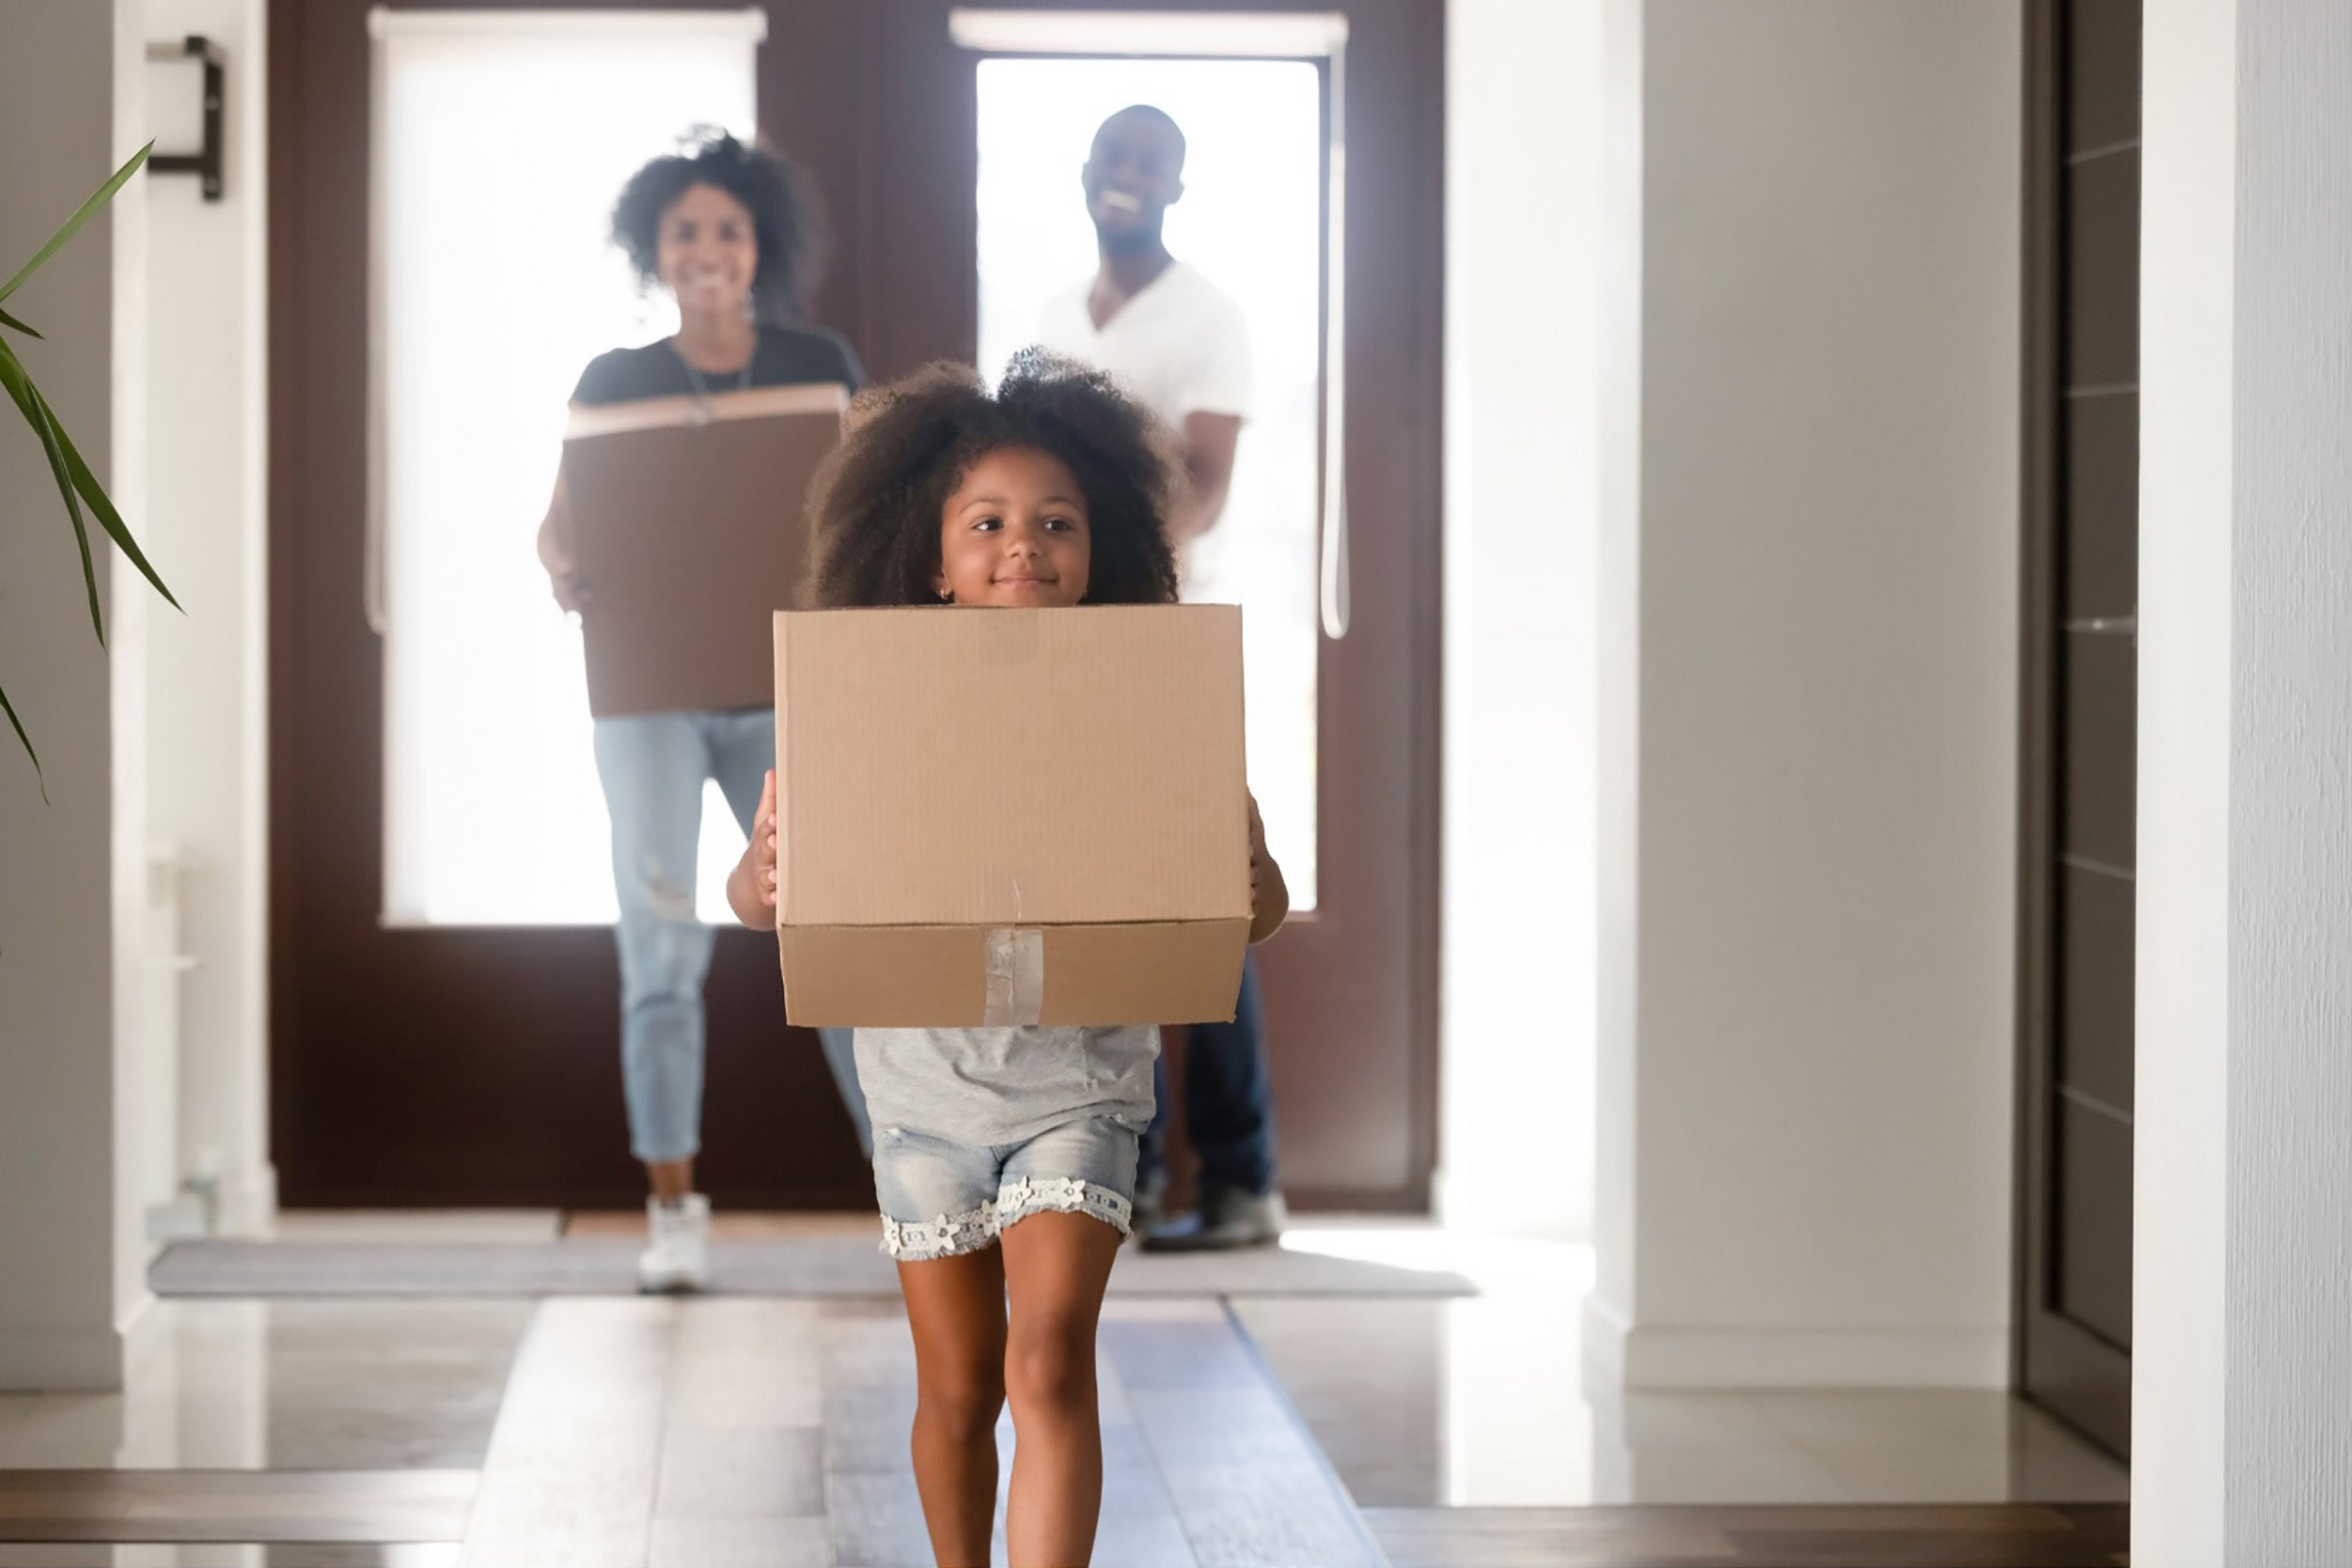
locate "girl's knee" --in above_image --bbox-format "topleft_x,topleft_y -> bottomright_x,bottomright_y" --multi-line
1004,1329 -> 1095,1417
917,1362 -> 1006,1440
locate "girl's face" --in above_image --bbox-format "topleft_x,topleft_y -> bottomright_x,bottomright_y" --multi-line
936,447 -> 1092,608
657,183 -> 759,318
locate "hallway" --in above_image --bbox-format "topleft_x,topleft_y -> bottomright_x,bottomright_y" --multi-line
0,1220 -> 2126,1565
15,0 -> 2352,1561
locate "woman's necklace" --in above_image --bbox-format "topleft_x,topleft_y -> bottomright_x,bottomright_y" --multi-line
680,341 -> 755,423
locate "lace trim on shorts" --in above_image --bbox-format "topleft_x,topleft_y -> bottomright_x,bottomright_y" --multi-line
878,1177 -> 1133,1261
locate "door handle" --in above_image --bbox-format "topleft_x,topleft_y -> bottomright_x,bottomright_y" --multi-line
1318,42 -> 1350,642
364,19 -> 388,636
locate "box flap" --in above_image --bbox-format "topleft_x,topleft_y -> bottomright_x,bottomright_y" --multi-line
779,919 -> 1249,1028
562,381 -> 849,441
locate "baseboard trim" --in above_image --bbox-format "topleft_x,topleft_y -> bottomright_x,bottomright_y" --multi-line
1582,1290 -> 1634,1385
0,1323 -> 127,1392
1584,1309 -> 2011,1390
219,1161 -> 279,1237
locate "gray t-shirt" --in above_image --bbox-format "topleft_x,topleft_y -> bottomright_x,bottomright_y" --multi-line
854,1025 -> 1159,1148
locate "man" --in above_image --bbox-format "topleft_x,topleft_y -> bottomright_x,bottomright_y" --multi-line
1036,104 -> 1286,1250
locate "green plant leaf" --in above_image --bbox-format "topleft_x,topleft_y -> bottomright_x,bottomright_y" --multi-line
0,142 -> 152,305
0,679 -> 43,803
0,339 -> 102,645
35,382 -> 178,613
0,305 -> 39,339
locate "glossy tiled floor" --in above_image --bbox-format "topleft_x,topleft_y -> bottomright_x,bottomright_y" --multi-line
0,1300 -> 530,1473
1245,1225 -> 2130,1509
0,1216 -> 2127,1565
0,1295 -> 1371,1567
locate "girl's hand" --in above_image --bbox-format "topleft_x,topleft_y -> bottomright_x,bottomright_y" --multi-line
725,769 -> 781,929
754,768 -> 779,904
1247,794 -> 1289,945
1249,797 -> 1267,911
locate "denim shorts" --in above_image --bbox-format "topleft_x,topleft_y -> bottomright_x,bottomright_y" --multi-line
870,1115 -> 1142,1262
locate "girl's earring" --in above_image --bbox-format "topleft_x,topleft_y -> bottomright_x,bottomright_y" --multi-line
938,586 -> 954,604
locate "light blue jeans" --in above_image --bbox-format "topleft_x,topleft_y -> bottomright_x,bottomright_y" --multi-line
592,708 -> 870,1165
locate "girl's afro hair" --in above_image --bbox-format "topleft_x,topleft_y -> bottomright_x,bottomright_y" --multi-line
804,349 -> 1184,610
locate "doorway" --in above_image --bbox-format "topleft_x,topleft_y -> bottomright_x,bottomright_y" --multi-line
267,0 -> 1442,1208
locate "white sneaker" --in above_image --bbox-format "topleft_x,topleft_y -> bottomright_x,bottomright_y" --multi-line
638,1194 -> 710,1293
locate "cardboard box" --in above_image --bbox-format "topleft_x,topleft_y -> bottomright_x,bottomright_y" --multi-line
563,383 -> 847,716
773,605 -> 1250,1027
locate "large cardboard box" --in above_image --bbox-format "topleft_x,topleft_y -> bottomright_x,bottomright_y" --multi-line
773,605 -> 1250,1027
563,383 -> 847,717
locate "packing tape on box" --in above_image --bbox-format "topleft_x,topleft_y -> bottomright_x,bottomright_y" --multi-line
983,927 -> 1045,1027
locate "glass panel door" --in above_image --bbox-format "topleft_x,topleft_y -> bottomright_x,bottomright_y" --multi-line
372,12 -> 760,925
973,56 -> 1325,906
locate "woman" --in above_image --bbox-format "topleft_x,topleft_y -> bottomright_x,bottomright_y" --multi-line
538,129 -> 870,1293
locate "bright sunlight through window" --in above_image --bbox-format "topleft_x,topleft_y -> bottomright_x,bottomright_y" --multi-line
975,57 -> 1324,909
373,13 -> 760,925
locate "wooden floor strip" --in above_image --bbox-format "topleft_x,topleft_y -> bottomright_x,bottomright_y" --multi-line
1363,1502 -> 2131,1568
0,1469 -> 474,1544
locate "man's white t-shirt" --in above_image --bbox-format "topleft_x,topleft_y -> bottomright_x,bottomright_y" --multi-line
1036,260 -> 1251,429
1035,261 -> 1252,598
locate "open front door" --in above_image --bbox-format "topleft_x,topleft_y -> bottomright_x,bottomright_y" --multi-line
270,0 -> 1441,1209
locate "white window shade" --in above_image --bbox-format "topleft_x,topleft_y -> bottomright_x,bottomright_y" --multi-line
371,10 -> 760,925
949,10 -> 1346,58
974,56 -> 1324,907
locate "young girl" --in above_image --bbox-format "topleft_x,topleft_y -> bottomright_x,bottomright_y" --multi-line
728,352 -> 1288,1567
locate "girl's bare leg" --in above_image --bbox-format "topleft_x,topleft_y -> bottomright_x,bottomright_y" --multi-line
999,1212 -> 1122,1567
899,1249 -> 1010,1567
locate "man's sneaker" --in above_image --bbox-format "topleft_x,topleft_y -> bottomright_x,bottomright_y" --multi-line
1126,1176 -> 1168,1245
1140,1187 -> 1288,1252
638,1193 -> 710,1293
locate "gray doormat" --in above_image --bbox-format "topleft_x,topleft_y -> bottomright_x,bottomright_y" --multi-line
150,1235 -> 1474,1299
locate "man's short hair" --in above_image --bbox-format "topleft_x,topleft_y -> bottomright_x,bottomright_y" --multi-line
1099,104 -> 1188,170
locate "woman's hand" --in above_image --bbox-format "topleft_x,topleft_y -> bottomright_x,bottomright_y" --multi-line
725,769 -> 781,929
536,466 -> 593,612
1247,794 -> 1289,945
549,564 -> 592,614
549,560 -> 592,614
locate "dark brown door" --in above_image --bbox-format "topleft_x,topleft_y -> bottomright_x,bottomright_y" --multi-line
2016,0 -> 2138,1458
270,0 -> 1441,1210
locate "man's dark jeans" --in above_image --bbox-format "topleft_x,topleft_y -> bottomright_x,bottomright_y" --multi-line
1138,951 -> 1276,1198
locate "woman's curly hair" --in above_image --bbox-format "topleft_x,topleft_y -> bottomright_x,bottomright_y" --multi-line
805,350 -> 1183,610
611,127 -> 824,320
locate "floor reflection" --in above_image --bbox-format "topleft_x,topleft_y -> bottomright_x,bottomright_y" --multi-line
0,1546 -> 460,1566
0,1217 -> 2126,1565
0,1301 -> 530,1472
1249,1226 -> 2129,1507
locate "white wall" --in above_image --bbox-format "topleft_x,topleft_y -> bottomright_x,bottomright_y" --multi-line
2136,2 -> 2352,1560
1439,0 -> 1600,1240
139,0 -> 274,1236
0,0 -> 152,1390
1590,0 -> 2023,1388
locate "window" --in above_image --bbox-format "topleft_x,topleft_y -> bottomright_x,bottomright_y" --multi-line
371,11 -> 761,925
974,53 -> 1327,906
